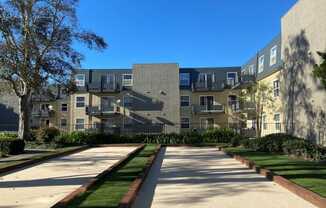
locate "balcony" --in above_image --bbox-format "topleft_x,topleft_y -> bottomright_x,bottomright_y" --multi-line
193,104 -> 225,114
102,83 -> 120,93
228,101 -> 241,112
32,110 -> 55,118
192,81 -> 225,92
87,83 -> 102,92
231,74 -> 256,89
86,106 -> 120,117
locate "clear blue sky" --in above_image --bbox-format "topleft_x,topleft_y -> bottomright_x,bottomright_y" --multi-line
75,0 -> 297,69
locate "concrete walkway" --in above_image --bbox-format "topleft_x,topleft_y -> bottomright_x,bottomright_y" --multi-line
0,146 -> 137,208
133,147 -> 317,208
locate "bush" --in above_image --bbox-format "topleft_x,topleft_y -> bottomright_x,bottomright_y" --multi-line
36,127 -> 60,143
0,138 -> 25,156
240,133 -> 326,161
203,128 -> 239,144
0,132 -> 17,140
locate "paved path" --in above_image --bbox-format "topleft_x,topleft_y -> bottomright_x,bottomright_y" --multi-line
0,146 -> 137,208
133,147 -> 317,208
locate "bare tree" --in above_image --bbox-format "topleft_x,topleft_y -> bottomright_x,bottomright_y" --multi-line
0,0 -> 107,139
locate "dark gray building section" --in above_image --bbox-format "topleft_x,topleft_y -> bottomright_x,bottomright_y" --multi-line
0,90 -> 19,131
132,64 -> 180,133
242,35 -> 283,80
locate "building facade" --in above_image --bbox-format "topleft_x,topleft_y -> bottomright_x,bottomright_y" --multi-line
0,0 -> 325,145
65,64 -> 247,134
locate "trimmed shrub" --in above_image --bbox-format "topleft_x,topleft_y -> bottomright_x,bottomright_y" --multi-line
0,138 -> 25,156
240,133 -> 326,161
203,128 -> 238,143
36,127 -> 60,143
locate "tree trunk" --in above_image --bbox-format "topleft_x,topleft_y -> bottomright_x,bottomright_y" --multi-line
18,92 -> 32,140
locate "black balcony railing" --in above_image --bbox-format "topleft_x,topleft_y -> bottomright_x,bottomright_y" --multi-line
193,104 -> 224,114
86,106 -> 118,116
31,110 -> 55,118
192,81 -> 225,92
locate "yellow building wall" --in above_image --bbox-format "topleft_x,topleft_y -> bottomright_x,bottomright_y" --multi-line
258,70 -> 285,136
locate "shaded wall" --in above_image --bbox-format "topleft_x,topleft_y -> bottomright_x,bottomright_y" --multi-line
281,0 -> 326,145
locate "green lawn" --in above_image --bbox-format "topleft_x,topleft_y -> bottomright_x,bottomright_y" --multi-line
0,146 -> 83,170
67,144 -> 157,208
224,147 -> 326,197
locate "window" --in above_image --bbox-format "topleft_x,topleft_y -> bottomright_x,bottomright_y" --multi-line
60,119 -> 67,128
181,118 -> 190,129
180,73 -> 190,87
75,119 -> 85,130
198,73 -> 207,83
263,114 -> 267,130
180,96 -> 190,107
76,96 -> 85,108
274,113 -> 281,131
248,65 -> 255,75
75,74 -> 85,87
258,55 -> 265,73
227,72 -> 238,86
270,45 -> 277,66
273,80 -> 280,97
122,74 -> 133,87
200,118 -> 214,129
200,96 -> 214,106
61,104 -> 68,112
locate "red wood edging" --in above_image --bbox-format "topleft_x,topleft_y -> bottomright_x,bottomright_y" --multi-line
0,146 -> 89,176
51,144 -> 145,208
118,145 -> 162,208
221,148 -> 326,208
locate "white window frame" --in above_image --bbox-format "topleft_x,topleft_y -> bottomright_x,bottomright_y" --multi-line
200,118 -> 215,129
180,95 -> 190,107
274,113 -> 281,131
273,80 -> 280,97
76,96 -> 85,108
262,114 -> 267,130
198,73 -> 208,87
181,118 -> 190,129
122,74 -> 133,87
258,55 -> 265,73
199,95 -> 215,106
270,45 -> 277,66
75,118 -> 85,130
227,72 -> 238,86
75,74 -> 85,87
60,119 -> 67,128
248,64 -> 255,75
61,103 -> 68,112
180,73 -> 190,87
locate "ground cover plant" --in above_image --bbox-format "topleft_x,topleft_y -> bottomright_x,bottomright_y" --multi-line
67,144 -> 157,208
224,146 -> 326,197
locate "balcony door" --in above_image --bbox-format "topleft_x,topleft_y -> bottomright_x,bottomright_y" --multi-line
101,96 -> 115,112
198,73 -> 214,88
200,96 -> 214,110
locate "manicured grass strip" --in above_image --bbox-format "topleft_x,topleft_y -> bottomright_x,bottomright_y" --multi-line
0,146 -> 85,173
224,147 -> 326,197
67,144 -> 157,208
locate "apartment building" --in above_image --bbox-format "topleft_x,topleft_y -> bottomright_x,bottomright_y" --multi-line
67,64 -> 247,134
242,35 -> 284,137
240,0 -> 326,145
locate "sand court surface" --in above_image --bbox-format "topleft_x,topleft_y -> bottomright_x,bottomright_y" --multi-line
0,146 -> 137,208
133,147 -> 317,208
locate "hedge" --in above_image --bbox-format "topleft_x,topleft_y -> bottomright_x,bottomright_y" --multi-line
240,133 -> 326,161
0,138 -> 25,156
54,128 -> 243,146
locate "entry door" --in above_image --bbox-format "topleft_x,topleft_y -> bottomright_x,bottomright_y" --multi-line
206,74 -> 214,88
200,96 -> 214,110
